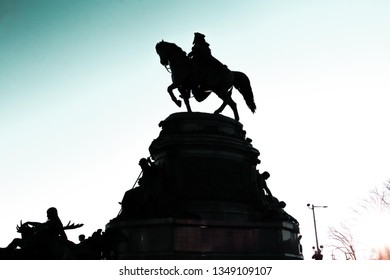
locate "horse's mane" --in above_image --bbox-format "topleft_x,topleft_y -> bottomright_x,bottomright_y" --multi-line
156,41 -> 187,58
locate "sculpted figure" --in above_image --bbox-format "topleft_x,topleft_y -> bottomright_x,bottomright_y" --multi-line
256,171 -> 298,224
32,207 -> 68,240
5,207 -> 83,259
118,157 -> 163,220
188,32 -> 211,58
156,33 -> 256,121
138,158 -> 154,189
188,32 -> 212,89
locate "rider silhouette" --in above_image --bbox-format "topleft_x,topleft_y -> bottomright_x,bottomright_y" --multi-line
188,32 -> 211,58
188,32 -> 212,89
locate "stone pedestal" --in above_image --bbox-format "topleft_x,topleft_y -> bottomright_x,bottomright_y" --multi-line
106,112 -> 303,259
106,218 -> 301,259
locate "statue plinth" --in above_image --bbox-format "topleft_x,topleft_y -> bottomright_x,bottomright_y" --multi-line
149,112 -> 259,219
106,112 -> 303,259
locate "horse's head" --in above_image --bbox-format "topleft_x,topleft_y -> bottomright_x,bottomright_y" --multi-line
155,41 -> 169,66
156,41 -> 188,67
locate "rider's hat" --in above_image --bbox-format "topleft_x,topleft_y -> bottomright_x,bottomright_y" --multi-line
193,32 -> 206,44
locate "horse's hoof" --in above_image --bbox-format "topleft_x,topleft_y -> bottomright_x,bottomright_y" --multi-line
176,100 -> 182,107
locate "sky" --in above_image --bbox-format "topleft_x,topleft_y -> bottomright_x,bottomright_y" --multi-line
0,0 -> 389,260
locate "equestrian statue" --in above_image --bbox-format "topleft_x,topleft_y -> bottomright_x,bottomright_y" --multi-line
156,33 -> 256,121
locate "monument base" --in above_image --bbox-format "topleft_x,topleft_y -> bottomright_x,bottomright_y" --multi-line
106,217 -> 302,260
106,112 -> 303,260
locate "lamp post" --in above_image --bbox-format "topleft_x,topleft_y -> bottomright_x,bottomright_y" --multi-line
307,203 -> 327,260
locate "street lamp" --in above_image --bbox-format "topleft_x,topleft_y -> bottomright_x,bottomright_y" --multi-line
307,203 -> 328,260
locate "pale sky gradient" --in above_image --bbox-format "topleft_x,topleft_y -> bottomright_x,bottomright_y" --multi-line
1,0 -> 389,260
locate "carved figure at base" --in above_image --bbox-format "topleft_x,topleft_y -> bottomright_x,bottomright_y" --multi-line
256,171 -> 298,224
257,171 -> 285,208
75,229 -> 106,259
117,157 -> 171,220
4,207 -> 83,259
138,157 -> 156,189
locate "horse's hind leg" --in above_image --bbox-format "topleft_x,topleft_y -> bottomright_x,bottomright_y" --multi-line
214,100 -> 228,115
214,88 -> 239,121
214,87 -> 230,114
228,98 -> 239,121
215,97 -> 239,121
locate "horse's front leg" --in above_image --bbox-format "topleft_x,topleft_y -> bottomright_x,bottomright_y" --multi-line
167,84 -> 182,107
179,87 -> 192,112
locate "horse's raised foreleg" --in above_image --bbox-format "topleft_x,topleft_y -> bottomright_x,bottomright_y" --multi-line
167,84 -> 182,107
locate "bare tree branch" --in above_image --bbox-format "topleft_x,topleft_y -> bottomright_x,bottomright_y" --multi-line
328,223 -> 357,260
330,179 -> 390,259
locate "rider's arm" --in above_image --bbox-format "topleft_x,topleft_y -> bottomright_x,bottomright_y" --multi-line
26,221 -> 42,227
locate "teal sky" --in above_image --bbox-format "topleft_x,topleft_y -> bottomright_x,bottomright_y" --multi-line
1,0 -> 390,259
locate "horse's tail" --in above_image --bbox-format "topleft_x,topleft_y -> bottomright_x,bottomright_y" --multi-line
233,71 -> 256,113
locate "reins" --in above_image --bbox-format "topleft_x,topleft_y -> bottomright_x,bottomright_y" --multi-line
164,64 -> 172,73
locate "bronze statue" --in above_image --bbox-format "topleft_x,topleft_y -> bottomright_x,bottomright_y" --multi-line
155,33 -> 256,121
255,171 -> 298,224
116,157 -> 169,220
4,207 -> 83,259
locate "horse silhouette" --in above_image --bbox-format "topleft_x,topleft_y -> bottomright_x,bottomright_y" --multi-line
155,41 -> 256,121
